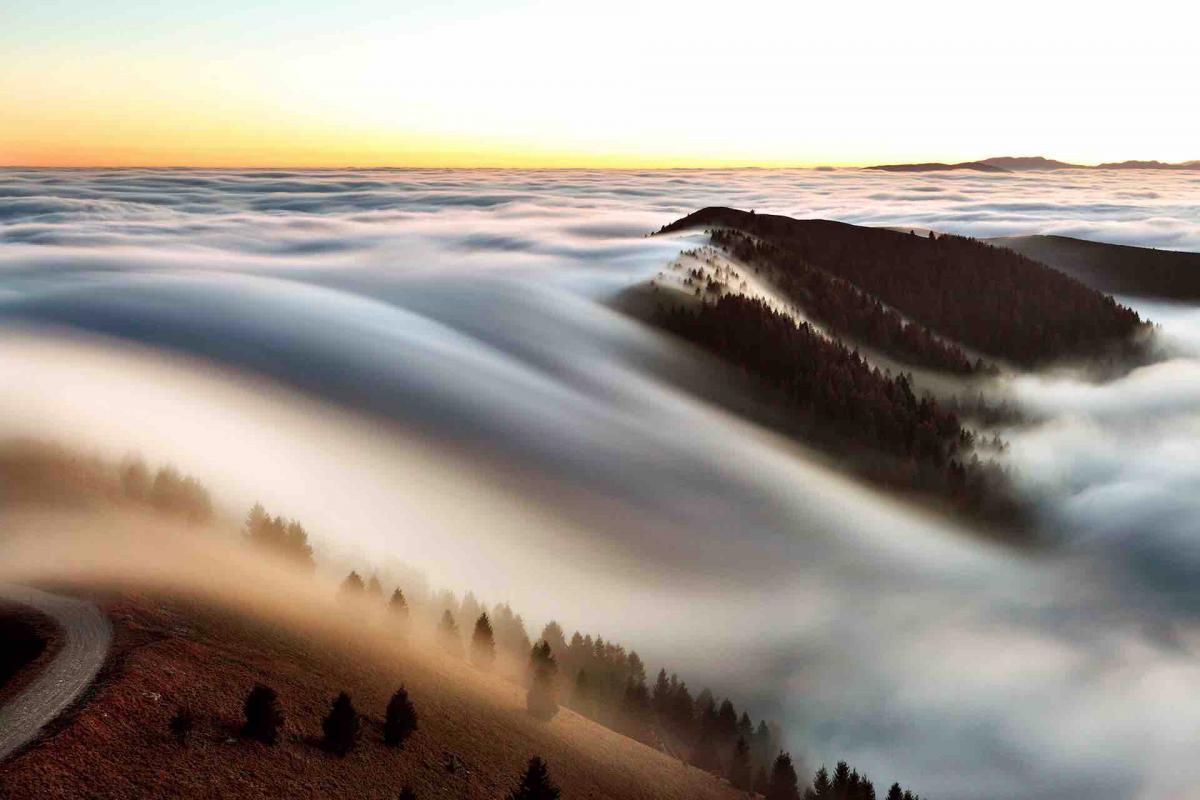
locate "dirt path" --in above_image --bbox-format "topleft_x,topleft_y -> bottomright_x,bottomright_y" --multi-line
0,584 -> 111,762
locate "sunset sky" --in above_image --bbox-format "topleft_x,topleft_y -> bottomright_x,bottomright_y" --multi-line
3,0 -> 1197,168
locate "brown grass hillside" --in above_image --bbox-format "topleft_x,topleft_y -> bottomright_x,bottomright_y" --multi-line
0,512 -> 744,800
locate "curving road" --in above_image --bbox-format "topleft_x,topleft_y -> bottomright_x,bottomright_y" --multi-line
0,583 -> 111,763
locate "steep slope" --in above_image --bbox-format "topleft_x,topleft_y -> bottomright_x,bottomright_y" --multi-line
991,235 -> 1200,300
658,208 -> 1148,368
0,579 -> 744,800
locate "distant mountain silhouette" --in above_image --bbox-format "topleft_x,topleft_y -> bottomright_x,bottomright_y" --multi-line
865,156 -> 1200,172
868,161 -> 1009,173
990,234 -> 1200,300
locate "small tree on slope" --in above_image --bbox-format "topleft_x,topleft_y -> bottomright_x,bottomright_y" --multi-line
506,756 -> 561,800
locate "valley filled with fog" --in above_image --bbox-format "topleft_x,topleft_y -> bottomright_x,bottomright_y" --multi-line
2,167 -> 1200,799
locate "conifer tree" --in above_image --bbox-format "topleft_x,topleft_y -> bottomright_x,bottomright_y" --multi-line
652,668 -> 671,714
811,766 -> 833,799
526,641 -> 558,720
367,574 -> 383,598
242,684 -> 284,744
340,570 -> 365,597
886,787 -> 902,800
506,756 -> 561,800
390,588 -> 409,619
833,761 -> 852,797
471,612 -> 496,669
384,685 -> 418,747
321,691 -> 360,756
728,736 -> 753,790
766,752 -> 801,800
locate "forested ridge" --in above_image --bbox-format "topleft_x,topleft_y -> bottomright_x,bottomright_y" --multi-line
659,208 -> 1148,367
708,228 -> 983,375
654,296 -> 1015,518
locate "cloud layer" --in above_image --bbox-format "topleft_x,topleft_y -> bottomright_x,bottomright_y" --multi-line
3,167 -> 1200,799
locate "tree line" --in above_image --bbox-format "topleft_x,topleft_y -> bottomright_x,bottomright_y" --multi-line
659,208 -> 1149,368
654,295 -> 1015,517
709,229 -> 984,376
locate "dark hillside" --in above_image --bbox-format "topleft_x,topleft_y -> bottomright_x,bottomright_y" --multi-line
659,208 -> 1148,367
990,235 -> 1200,301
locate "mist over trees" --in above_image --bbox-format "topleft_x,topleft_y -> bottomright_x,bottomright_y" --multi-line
471,612 -> 496,669
526,641 -> 559,720
655,295 -> 1014,516
243,502 -> 315,570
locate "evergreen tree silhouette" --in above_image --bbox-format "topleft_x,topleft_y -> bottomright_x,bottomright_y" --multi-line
652,668 -> 671,714
389,588 -> 409,619
691,727 -> 721,773
766,752 -> 801,800
506,756 -> 561,800
526,641 -> 558,720
384,685 -> 418,747
832,761 -> 852,798
340,570 -> 365,597
471,612 -> 496,668
728,736 -> 753,790
242,684 -> 284,744
810,766 -> 832,799
367,574 -> 383,598
322,691 -> 360,756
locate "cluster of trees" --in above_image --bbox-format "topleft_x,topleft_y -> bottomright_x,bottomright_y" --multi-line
171,681 -> 560,800
660,208 -> 1148,367
655,295 -> 1011,512
761,755 -> 924,800
243,503 -> 316,571
337,575 -> 791,778
120,460 -> 214,522
709,229 -> 983,375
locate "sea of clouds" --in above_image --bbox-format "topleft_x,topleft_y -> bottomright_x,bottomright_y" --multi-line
2,167 -> 1200,799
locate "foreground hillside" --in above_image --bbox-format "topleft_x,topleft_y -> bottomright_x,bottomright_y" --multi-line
0,514 -> 745,800
990,234 -> 1200,301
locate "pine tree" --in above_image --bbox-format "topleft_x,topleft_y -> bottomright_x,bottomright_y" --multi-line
506,756 -> 561,800
652,668 -> 671,714
367,574 -> 383,598
766,752 -> 801,800
471,612 -> 496,669
539,622 -> 567,658
340,570 -> 365,597
833,761 -> 852,798
886,783 -> 903,800
812,766 -> 833,799
384,686 -> 418,747
242,684 -> 284,744
526,642 -> 558,720
389,588 -> 409,619
728,736 -> 753,790
691,727 -> 721,773
322,691 -> 360,756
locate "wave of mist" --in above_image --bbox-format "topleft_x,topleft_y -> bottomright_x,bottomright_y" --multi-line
2,168 -> 1200,799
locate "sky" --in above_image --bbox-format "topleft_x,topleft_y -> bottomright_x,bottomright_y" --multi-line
2,0 -> 1198,167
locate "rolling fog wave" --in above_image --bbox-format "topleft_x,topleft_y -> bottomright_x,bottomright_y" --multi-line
3,168 -> 1200,799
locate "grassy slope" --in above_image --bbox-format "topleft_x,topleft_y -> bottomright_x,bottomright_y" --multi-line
0,583 -> 742,800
